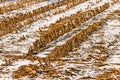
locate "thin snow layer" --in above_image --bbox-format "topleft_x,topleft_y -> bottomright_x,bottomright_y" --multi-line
2,60 -> 32,72
0,0 -> 113,54
98,19 -> 120,69
47,16 -> 120,80
0,59 -> 39,79
103,20 -> 120,42
49,0 -> 62,2
0,58 -> 5,65
0,0 -> 16,7
0,1 -> 120,80
0,0 -> 58,7
0,1 -> 52,18
37,2 -> 120,58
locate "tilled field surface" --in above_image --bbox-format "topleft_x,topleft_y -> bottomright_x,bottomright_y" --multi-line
0,0 -> 120,80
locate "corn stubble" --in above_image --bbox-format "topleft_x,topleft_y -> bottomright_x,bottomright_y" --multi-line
0,0 -> 120,79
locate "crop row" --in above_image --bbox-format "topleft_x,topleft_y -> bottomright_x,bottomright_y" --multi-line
0,0 -> 47,14
0,0 -> 87,37
27,2 -> 110,55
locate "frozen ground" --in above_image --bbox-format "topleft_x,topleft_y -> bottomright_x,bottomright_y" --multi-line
0,0 -> 113,54
0,0 -> 120,80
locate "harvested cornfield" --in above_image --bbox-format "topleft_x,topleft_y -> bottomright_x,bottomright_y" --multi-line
0,0 -> 120,80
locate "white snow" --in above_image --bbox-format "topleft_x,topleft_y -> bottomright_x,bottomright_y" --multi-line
0,59 -> 39,79
0,0 -> 120,79
37,2 -> 120,58
0,1 -> 52,18
0,58 -> 5,65
0,0 -> 114,54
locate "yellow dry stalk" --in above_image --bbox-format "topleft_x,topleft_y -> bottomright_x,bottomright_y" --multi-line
96,68 -> 120,80
24,55 -> 50,69
0,0 -> 47,14
0,0 -> 87,37
2,52 -> 23,61
45,21 -> 102,61
18,35 -> 26,41
26,2 -> 111,55
93,46 -> 108,54
13,60 -> 59,79
39,19 -> 109,73
1,57 -> 12,66
112,0 -> 120,4
13,64 -> 39,79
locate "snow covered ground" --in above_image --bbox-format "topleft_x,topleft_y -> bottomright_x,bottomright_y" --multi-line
0,0 -> 114,54
49,14 -> 120,80
0,0 -> 120,80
